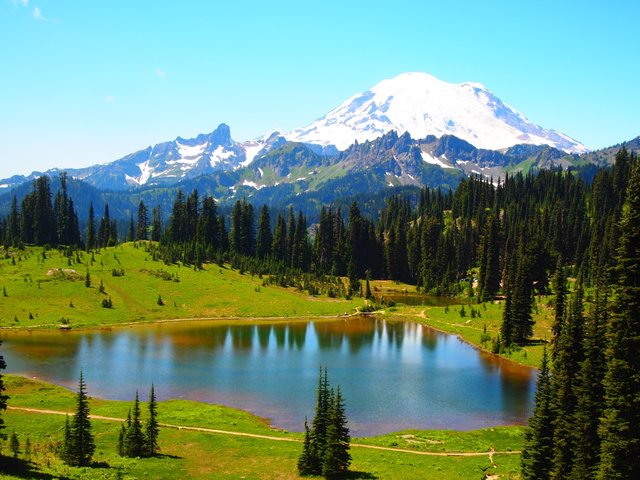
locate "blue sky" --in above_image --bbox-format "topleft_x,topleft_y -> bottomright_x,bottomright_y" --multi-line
1,0 -> 638,179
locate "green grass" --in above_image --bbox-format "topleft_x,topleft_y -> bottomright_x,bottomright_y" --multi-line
380,287 -> 553,368
0,375 -> 524,479
0,243 -> 363,330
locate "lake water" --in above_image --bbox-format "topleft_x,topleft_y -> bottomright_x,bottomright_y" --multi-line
0,317 -> 535,436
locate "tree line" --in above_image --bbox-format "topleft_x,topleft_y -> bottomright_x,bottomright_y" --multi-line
521,154 -> 640,479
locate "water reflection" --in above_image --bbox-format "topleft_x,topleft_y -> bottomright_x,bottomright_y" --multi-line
1,317 -> 535,436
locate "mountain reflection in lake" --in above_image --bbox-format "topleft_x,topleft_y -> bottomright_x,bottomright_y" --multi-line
1,317 -> 535,436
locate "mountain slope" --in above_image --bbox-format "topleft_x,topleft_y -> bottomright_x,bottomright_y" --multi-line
286,72 -> 587,154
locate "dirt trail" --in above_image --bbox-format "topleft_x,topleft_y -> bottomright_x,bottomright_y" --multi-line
8,406 -> 520,457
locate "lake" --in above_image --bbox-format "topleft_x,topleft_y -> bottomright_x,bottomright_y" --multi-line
0,317 -> 535,436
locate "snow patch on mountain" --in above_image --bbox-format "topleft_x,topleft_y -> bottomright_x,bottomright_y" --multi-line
421,151 -> 452,169
286,72 -> 587,154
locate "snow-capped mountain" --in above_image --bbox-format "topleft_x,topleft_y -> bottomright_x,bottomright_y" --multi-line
286,72 -> 587,154
0,125 -> 285,191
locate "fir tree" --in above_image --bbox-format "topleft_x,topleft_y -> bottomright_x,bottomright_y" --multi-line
551,260 -> 567,360
309,367 -> 330,473
0,341 -> 7,442
123,391 -> 145,457
136,201 -> 149,241
322,386 -> 351,476
297,417 -> 314,475
598,160 -> 640,480
571,285 -> 608,480
522,347 -> 554,479
145,384 -> 159,456
86,202 -> 96,251
256,204 -> 272,259
551,286 -> 584,479
64,372 -> 95,466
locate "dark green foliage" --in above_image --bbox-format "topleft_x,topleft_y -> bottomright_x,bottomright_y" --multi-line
522,347 -> 554,479
145,384 -> 159,456
299,367 -> 351,477
551,286 -> 585,478
598,159 -> 640,480
63,372 -> 95,466
136,200 -> 148,241
0,342 -> 7,442
477,213 -> 502,302
122,391 -> 145,457
322,386 -> 351,477
297,418 -> 314,475
256,204 -> 272,259
571,285 -> 608,479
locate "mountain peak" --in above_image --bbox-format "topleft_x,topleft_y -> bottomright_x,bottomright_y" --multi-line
286,72 -> 587,154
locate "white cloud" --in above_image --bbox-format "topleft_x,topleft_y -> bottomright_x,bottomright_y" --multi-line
104,95 -> 115,103
10,0 -> 30,6
32,6 -> 42,19
156,68 -> 166,77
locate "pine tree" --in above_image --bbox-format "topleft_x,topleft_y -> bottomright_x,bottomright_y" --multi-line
151,206 -> 162,242
256,204 -> 272,259
598,160 -> 640,480
551,260 -> 567,360
64,372 -> 95,466
145,384 -> 159,456
521,346 -> 554,479
309,366 -> 330,474
0,341 -> 7,442
551,286 -> 584,479
123,390 -> 145,457
86,203 -> 96,251
571,285 -> 608,479
322,386 -> 351,476
297,417 -> 314,475
128,215 -> 135,242
136,201 -> 149,241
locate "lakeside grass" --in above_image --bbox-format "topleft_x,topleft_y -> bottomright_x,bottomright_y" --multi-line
376,282 -> 553,368
0,244 -> 363,330
0,375 -> 524,479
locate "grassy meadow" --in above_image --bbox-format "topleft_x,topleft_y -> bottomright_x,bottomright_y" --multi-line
0,243 -> 363,330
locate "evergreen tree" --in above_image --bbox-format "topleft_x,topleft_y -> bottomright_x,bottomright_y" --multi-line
598,160 -> 640,480
551,260 -> 568,360
309,367 -> 330,474
6,195 -> 20,248
551,286 -> 585,479
478,214 -> 502,302
0,341 -> 7,442
145,384 -> 159,456
322,386 -> 351,476
86,202 -> 96,251
64,372 -> 95,466
151,206 -> 162,242
128,215 -> 135,242
123,391 -> 145,457
571,285 -> 608,479
522,346 -> 555,479
136,201 -> 149,241
256,204 -> 272,259
297,417 -> 314,475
